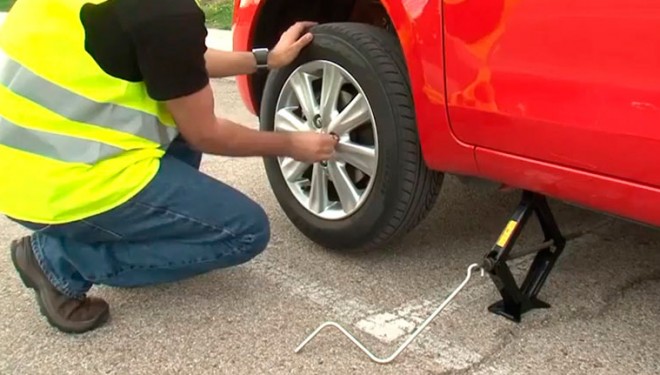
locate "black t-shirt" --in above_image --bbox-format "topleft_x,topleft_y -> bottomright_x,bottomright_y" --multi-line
79,0 -> 209,101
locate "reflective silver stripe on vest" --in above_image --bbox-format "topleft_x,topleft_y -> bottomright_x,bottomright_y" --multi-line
0,50 -> 178,147
0,116 -> 124,164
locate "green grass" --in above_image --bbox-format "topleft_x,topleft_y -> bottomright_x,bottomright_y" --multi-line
0,0 -> 232,30
199,0 -> 234,30
0,0 -> 15,12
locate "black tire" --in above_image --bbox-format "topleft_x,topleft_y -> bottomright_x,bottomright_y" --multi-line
259,22 -> 443,251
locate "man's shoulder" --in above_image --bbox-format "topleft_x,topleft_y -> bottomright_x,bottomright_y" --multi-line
113,0 -> 205,30
114,0 -> 210,102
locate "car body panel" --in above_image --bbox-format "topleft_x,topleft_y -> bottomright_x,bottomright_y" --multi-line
476,147 -> 660,227
375,0 -> 477,173
443,0 -> 660,188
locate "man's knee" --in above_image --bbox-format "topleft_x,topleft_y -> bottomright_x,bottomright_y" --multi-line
234,201 -> 271,257
251,205 -> 271,254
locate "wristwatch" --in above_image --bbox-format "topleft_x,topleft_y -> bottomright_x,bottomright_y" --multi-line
252,48 -> 270,70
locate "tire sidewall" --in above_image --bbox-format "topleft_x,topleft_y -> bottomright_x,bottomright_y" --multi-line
260,26 -> 409,248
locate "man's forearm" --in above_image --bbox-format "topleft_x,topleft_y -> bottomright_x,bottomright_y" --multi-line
193,117 -> 293,157
204,49 -> 258,78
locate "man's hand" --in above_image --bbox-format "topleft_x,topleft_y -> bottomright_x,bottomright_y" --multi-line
288,132 -> 339,163
267,21 -> 318,69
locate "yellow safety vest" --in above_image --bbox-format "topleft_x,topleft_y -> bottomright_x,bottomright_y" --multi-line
0,0 -> 180,224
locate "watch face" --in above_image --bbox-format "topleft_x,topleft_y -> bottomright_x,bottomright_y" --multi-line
254,49 -> 269,67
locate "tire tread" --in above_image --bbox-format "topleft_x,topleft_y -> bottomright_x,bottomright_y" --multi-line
315,23 -> 443,250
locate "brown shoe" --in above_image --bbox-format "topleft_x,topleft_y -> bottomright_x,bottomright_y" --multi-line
10,236 -> 110,334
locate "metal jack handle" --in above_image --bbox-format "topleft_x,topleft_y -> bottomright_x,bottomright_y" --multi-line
294,263 -> 485,364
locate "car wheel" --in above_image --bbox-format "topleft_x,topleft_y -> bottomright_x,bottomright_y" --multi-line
259,22 -> 443,251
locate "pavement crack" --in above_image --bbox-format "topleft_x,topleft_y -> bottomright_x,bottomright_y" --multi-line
445,269 -> 660,375
595,269 -> 660,317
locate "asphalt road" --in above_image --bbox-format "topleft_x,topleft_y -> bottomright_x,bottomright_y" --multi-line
1,78 -> 659,375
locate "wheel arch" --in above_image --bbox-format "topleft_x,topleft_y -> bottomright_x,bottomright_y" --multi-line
234,0 -> 408,115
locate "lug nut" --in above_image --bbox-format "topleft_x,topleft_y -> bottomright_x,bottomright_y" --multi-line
313,115 -> 323,129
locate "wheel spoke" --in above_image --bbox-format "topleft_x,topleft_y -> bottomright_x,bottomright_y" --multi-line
328,93 -> 370,135
336,142 -> 377,177
275,107 -> 308,132
276,61 -> 379,220
290,72 -> 319,121
328,161 -> 360,213
308,163 -> 328,213
320,64 -> 344,126
281,157 -> 310,181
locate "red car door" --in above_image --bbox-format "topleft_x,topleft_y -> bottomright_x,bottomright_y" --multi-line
442,0 -> 660,188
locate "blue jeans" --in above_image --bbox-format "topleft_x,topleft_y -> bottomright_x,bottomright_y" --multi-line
10,136 -> 271,299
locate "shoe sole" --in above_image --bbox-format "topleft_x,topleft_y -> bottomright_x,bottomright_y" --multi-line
10,240 -> 110,334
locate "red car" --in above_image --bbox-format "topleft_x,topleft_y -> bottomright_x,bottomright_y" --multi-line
231,0 -> 660,251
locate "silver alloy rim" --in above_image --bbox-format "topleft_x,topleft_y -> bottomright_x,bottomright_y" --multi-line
274,60 -> 379,220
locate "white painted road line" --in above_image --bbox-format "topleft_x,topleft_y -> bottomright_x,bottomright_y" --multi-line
247,255 -> 484,370
355,312 -> 417,343
345,250 -> 571,363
